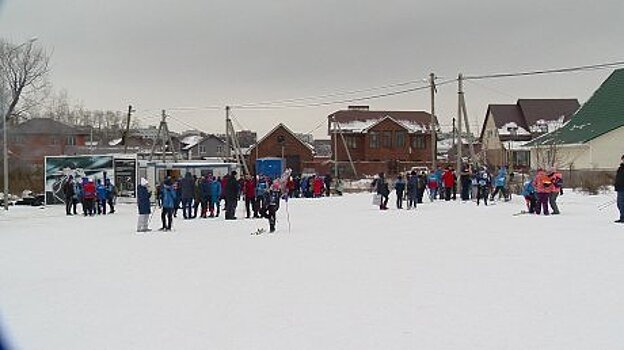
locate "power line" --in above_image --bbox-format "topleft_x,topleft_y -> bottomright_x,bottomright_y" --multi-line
234,78 -> 457,110
464,60 -> 624,80
232,77 -> 439,108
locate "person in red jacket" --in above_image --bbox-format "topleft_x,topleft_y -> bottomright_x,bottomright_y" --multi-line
243,174 -> 257,218
82,178 -> 97,216
313,175 -> 323,198
441,167 -> 455,201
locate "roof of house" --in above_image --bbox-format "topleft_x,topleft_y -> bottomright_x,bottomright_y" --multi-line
11,118 -> 91,135
247,123 -> 315,155
328,110 -> 437,133
182,134 -> 225,151
528,69 -> 624,146
480,99 -> 580,140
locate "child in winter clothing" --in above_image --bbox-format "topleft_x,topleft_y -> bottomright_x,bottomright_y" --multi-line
159,178 -> 176,231
521,178 -> 537,214
476,167 -> 491,206
490,167 -> 508,202
260,180 -> 282,232
548,169 -> 563,215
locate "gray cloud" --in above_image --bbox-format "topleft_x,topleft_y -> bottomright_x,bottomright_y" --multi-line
1,0 -> 623,137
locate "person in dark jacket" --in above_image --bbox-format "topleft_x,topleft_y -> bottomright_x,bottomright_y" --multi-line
225,171 -> 240,220
105,178 -> 116,214
260,180 -> 282,232
199,176 -> 211,218
324,174 -> 332,197
460,163 -> 472,201
137,178 -> 152,232
615,155 -> 624,223
406,171 -> 418,209
376,172 -> 390,210
63,175 -> 75,216
394,174 -> 406,209
180,172 -> 195,219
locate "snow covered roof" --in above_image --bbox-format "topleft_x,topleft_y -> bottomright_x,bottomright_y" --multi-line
181,135 -> 203,150
329,110 -> 436,134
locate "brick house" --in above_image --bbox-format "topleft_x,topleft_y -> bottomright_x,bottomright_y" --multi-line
247,123 -> 315,175
7,118 -> 90,166
479,99 -> 580,168
327,107 -> 437,176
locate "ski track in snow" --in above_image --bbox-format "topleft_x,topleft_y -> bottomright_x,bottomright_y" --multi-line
0,191 -> 623,350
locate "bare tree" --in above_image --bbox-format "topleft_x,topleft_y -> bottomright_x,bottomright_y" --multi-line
0,39 -> 51,123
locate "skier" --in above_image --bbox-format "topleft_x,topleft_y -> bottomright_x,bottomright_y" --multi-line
159,178 -> 176,231
476,166 -> 491,206
224,171 -> 240,220
136,178 -> 152,232
548,168 -> 563,215
490,166 -> 508,202
376,172 -> 390,210
406,171 -> 418,209
615,155 -> 624,223
459,163 -> 472,201
63,175 -> 75,216
394,174 -> 406,209
533,168 -> 552,215
260,180 -> 282,233
521,176 -> 537,214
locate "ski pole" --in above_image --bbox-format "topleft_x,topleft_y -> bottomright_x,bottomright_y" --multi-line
598,199 -> 617,211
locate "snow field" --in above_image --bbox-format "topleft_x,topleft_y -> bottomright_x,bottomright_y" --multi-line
0,191 -> 623,349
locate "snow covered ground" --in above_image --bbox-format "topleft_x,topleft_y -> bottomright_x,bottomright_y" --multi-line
0,191 -> 623,349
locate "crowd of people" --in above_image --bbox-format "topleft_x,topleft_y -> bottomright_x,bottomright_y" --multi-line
136,171 -> 341,233
62,175 -> 117,217
372,164 -> 515,210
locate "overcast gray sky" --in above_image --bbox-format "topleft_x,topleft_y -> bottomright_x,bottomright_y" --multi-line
1,0 -> 623,138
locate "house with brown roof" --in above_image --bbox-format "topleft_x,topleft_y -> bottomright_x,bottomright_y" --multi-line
247,123 -> 315,175
327,106 -> 437,176
480,99 -> 579,168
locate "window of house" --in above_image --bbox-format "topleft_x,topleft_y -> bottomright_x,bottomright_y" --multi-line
382,131 -> 392,148
199,145 -> 206,154
13,135 -> 25,144
50,136 -> 59,145
216,145 -> 224,155
395,131 -> 406,148
346,136 -> 357,149
412,135 -> 426,149
369,132 -> 380,149
66,136 -> 76,146
515,150 -> 530,166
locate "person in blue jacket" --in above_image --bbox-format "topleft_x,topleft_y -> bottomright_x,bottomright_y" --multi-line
394,174 -> 406,209
96,179 -> 108,215
209,176 -> 222,217
137,178 -> 152,232
522,176 -> 537,214
199,176 -> 211,218
490,166 -> 508,202
159,177 -> 176,231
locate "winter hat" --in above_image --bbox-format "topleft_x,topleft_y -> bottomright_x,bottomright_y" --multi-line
140,178 -> 148,186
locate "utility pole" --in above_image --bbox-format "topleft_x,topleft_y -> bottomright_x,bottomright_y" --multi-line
123,105 -> 134,154
333,117 -> 338,178
429,73 -> 437,170
456,73 -> 464,177
225,106 -> 231,161
149,110 -> 178,162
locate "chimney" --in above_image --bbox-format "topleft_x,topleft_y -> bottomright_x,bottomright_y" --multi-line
347,105 -> 369,111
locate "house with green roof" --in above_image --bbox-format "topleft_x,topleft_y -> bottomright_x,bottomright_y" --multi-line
527,69 -> 624,170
